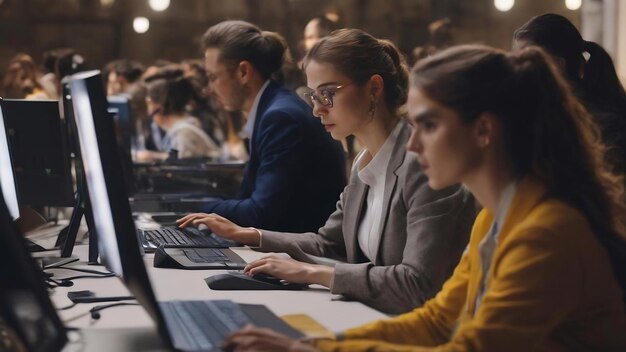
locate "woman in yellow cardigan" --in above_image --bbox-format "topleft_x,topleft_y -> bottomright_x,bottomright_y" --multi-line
222,45 -> 626,351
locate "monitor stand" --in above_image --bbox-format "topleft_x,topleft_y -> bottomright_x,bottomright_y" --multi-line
33,191 -> 87,268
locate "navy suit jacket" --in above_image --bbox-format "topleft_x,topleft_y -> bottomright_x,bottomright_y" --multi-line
202,81 -> 346,233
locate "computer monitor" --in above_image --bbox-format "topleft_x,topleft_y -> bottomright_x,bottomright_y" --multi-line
0,99 -> 74,208
61,80 -> 99,264
107,94 -> 135,149
0,99 -> 20,220
70,70 -> 303,351
107,95 -> 137,194
0,192 -> 67,352
69,70 -> 164,324
0,99 -> 83,262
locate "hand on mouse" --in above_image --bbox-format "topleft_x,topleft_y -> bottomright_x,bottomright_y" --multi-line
243,254 -> 333,287
222,324 -> 318,352
176,213 -> 261,246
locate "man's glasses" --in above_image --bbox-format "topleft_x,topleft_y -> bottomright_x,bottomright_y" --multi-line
206,69 -> 232,83
304,82 -> 352,108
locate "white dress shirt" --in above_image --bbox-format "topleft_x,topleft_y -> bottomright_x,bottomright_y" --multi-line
356,121 -> 403,261
240,80 -> 271,141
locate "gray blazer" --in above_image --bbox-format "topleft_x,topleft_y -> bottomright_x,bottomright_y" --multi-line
259,120 -> 475,314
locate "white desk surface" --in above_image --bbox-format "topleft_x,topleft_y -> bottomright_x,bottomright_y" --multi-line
39,242 -> 388,351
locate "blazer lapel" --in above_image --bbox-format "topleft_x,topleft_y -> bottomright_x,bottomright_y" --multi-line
372,121 -> 411,265
466,176 -> 549,315
249,81 -> 280,158
342,181 -> 368,263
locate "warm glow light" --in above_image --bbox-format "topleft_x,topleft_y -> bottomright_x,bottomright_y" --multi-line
133,17 -> 150,34
494,0 -> 514,12
565,0 -> 582,10
148,0 -> 170,12
100,0 -> 115,6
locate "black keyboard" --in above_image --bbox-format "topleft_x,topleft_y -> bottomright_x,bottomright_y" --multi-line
159,300 -> 251,351
183,248 -> 229,263
141,226 -> 235,248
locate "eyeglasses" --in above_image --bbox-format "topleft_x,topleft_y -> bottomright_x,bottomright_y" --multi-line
207,69 -> 232,83
304,82 -> 352,108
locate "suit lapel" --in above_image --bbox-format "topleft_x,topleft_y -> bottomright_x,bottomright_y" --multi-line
249,81 -> 280,158
343,180 -> 368,263
466,177 -> 549,315
372,121 -> 410,265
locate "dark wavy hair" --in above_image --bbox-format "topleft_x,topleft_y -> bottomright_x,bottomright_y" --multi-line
145,66 -> 193,116
411,44 -> 626,300
514,13 -> 626,118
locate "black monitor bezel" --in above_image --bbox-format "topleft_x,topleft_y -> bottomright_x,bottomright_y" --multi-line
0,98 -> 21,220
0,192 -> 67,352
69,70 -> 173,347
0,99 -> 74,208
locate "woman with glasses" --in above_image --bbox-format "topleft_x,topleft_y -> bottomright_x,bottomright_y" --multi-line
179,29 -> 475,315
223,44 -> 626,352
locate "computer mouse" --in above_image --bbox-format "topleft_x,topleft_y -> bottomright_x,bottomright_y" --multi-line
204,272 -> 307,291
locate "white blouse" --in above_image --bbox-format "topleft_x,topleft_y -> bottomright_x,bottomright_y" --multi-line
355,121 -> 403,261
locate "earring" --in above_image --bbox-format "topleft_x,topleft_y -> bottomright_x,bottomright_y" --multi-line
368,100 -> 377,118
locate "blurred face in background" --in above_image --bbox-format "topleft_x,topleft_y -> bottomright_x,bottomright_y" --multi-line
106,71 -> 129,96
303,19 -> 323,52
204,48 -> 246,112
3,62 -> 36,98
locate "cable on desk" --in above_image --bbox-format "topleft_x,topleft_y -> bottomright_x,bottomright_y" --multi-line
57,302 -> 77,311
45,266 -> 113,276
44,273 -> 115,288
63,302 -> 140,324
61,273 -> 115,281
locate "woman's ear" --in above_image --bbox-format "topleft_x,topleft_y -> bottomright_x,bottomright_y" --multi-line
473,112 -> 499,148
369,74 -> 384,99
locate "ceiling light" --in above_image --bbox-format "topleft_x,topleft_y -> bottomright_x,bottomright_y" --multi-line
565,0 -> 582,10
494,0 -> 514,12
133,17 -> 150,34
149,0 -> 170,12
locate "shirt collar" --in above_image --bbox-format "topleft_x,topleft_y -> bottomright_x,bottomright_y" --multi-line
241,80 -> 271,139
494,181 -> 518,231
357,120 -> 404,186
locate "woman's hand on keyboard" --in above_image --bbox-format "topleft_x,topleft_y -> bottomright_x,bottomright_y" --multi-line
243,254 -> 334,287
176,213 -> 261,246
222,324 -> 318,352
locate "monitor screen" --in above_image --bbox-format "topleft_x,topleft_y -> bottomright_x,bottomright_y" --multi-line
107,94 -> 135,148
107,95 -> 137,194
69,70 -> 164,329
0,100 -> 20,220
0,192 -> 67,352
0,99 -> 74,208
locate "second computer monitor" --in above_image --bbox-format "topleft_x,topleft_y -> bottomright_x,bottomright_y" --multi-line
0,192 -> 67,352
0,99 -> 20,220
0,99 -> 74,208
69,70 -> 166,329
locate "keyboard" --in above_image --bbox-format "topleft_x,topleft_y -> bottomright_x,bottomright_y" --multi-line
183,248 -> 229,263
159,300 -> 251,351
140,226 -> 235,248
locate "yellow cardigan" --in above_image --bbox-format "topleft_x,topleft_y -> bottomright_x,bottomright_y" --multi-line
315,177 -> 626,351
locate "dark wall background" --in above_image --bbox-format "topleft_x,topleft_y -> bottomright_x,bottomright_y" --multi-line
0,0 -> 580,74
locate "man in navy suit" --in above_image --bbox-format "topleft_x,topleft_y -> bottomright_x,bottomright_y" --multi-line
199,20 -> 346,233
